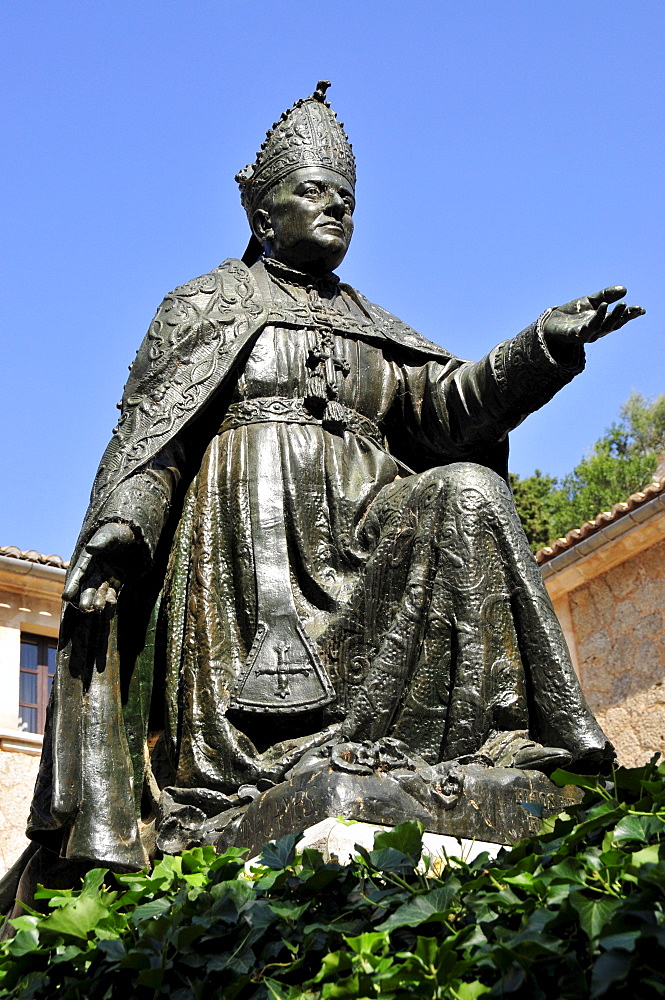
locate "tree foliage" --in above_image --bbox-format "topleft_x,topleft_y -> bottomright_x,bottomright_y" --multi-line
512,392 -> 665,550
2,759 -> 665,999
509,470 -> 559,552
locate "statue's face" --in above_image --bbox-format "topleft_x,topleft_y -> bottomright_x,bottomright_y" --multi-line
253,166 -> 355,274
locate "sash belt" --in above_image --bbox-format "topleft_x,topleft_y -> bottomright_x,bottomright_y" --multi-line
220,396 -> 386,450
229,421 -> 337,715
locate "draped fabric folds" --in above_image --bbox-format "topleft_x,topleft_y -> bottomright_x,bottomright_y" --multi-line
26,258 -> 611,867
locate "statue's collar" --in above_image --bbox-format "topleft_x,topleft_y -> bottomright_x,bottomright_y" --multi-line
261,256 -> 340,296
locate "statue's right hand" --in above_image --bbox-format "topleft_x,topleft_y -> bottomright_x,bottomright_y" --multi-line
62,523 -> 137,612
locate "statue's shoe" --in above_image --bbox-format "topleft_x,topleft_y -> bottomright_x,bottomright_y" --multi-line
476,730 -> 574,774
567,742 -> 616,775
511,745 -> 573,773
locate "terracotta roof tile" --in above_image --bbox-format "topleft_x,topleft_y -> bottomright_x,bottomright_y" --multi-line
0,545 -> 68,570
535,476 -> 665,566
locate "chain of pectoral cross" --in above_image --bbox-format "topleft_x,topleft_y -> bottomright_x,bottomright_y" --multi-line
256,642 -> 311,700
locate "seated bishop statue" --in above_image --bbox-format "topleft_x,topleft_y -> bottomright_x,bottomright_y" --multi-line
19,82 -> 645,876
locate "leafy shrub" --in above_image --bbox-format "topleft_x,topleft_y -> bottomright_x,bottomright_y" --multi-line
511,391 -> 665,550
2,760 -> 665,999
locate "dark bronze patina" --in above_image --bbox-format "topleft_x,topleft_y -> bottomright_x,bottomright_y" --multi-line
2,82 -> 646,911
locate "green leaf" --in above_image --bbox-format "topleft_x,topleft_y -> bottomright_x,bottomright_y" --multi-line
372,820 -> 424,861
495,965 -> 527,994
209,845 -> 248,869
501,870 -> 537,890
455,981 -> 491,999
540,857 -> 588,888
51,942 -> 88,964
637,861 -> 665,887
39,893 -> 111,939
300,866 -> 344,892
97,938 -> 127,962
32,885 -> 74,900
130,897 -> 172,925
629,844 -> 661,866
6,914 -> 40,934
377,886 -> 458,930
7,927 -> 40,956
5,761 -> 665,1000
549,768 -> 602,790
180,845 -> 217,872
613,813 -> 665,844
260,832 -> 301,870
397,934 -> 440,971
80,867 -> 108,895
614,761 -> 662,795
361,846 -> 417,873
300,847 -> 326,870
599,930 -> 640,953
345,931 -> 390,957
312,949 -> 354,982
569,893 -> 622,940
590,950 -> 631,998
137,967 -> 165,988
269,900 -> 311,924
320,972 -> 365,998
251,867 -> 285,891
265,979 -> 317,1000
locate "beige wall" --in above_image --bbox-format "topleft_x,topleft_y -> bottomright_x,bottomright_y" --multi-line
0,749 -> 39,872
0,560 -> 63,875
0,626 -> 21,731
566,538 -> 665,767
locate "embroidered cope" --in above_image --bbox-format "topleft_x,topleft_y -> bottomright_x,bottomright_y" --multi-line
27,257 -> 610,869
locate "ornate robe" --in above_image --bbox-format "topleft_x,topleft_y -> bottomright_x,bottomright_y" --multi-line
27,257 -> 610,869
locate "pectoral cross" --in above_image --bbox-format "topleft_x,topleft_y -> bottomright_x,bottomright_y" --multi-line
257,641 -> 311,699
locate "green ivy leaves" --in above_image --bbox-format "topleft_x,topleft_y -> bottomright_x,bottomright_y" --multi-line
1,760 -> 665,999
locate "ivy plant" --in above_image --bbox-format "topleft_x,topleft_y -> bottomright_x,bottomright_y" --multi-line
1,759 -> 665,999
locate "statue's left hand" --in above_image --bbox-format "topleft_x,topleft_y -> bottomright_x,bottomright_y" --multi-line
542,286 -> 645,346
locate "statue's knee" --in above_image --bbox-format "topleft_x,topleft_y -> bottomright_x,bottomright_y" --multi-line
424,462 -> 507,496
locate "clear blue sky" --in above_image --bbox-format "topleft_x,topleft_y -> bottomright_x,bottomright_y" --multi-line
1,0 -> 663,559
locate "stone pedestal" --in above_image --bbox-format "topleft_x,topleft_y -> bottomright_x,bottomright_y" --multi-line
217,764 -> 582,858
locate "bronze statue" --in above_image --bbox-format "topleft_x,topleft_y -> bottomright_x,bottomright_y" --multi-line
18,83 -> 646,875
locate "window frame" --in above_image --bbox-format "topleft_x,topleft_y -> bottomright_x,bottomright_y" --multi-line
19,633 -> 57,735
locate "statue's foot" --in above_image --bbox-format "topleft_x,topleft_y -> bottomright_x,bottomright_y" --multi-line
511,745 -> 574,773
477,730 -> 573,774
567,742 -> 616,775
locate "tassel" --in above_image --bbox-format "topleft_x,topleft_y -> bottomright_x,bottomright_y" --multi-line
305,375 -> 328,415
322,400 -> 347,434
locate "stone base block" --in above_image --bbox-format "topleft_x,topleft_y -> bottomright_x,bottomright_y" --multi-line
218,764 -> 582,858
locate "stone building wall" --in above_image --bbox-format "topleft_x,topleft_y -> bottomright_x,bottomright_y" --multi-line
0,749 -> 39,875
0,553 -> 64,877
569,537 -> 665,768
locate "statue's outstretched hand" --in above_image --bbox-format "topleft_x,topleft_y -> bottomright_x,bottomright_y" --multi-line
542,286 -> 645,346
62,522 -> 137,612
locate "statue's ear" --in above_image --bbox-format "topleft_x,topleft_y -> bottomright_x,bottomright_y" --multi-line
251,208 -> 272,243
